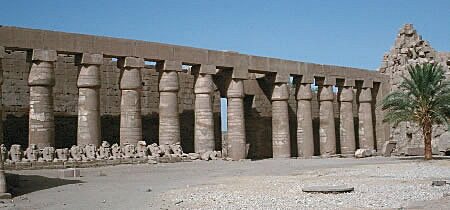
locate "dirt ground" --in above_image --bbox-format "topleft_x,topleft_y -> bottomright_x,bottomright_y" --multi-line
1,157 -> 449,210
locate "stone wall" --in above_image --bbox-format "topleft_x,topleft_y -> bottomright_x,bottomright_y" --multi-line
378,24 -> 450,155
1,52 -> 222,153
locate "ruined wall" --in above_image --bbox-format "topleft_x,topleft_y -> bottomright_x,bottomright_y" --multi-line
378,24 -> 450,155
1,52 -> 222,152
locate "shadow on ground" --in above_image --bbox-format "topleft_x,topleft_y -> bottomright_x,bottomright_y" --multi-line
397,156 -> 450,161
6,173 -> 84,197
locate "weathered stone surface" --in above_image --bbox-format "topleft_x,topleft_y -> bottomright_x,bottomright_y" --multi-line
85,144 -> 97,160
358,88 -> 374,150
272,83 -> 290,158
10,144 -> 23,162
382,141 -> 397,157
24,144 -> 40,161
302,185 -> 354,193
296,83 -> 314,157
159,70 -> 180,146
226,79 -> 246,160
319,85 -> 336,156
194,74 -> 215,154
42,147 -> 55,161
98,141 -> 111,160
59,168 -> 81,178
56,148 -> 69,161
69,145 -> 85,161
339,86 -> 356,154
355,149 -> 374,158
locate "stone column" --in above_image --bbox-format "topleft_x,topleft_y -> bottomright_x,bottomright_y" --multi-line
318,84 -> 336,156
159,70 -> 180,145
28,49 -> 57,149
296,83 -> 314,157
0,47 -> 4,145
227,79 -> 246,160
339,85 -> 356,154
119,57 -> 144,146
272,83 -> 290,158
76,53 -> 103,146
194,74 -> 215,154
359,87 -> 375,150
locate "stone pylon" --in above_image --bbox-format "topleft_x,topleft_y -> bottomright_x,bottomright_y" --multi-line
318,84 -> 336,156
158,61 -> 181,145
271,82 -> 290,158
119,57 -> 144,146
28,49 -> 57,149
227,79 -> 246,160
338,83 -> 356,154
296,81 -> 314,157
358,87 -> 375,150
76,53 -> 103,146
194,74 -> 215,154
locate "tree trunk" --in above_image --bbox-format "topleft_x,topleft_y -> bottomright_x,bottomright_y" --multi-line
423,121 -> 433,160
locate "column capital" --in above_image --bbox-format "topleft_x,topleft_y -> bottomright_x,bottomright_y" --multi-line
30,49 -> 57,62
339,86 -> 354,102
226,79 -> 244,98
274,72 -> 290,84
194,74 -> 214,94
159,70 -> 179,92
271,83 -> 289,101
319,85 -> 334,101
118,57 -> 144,68
359,87 -> 372,103
75,53 -> 103,66
156,60 -> 182,72
296,83 -> 313,100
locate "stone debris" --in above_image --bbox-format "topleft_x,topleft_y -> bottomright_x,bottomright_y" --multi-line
9,144 -> 23,163
59,168 -> 80,178
382,141 -> 396,157
355,149 -> 374,158
41,147 -> 55,162
24,144 -> 39,162
431,181 -> 447,186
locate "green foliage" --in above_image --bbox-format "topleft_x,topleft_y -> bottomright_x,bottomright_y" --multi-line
379,63 -> 450,128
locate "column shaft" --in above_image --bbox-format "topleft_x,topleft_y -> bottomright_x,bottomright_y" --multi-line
227,79 -> 246,160
28,50 -> 56,149
194,74 -> 215,154
159,70 -> 180,145
272,83 -> 290,158
297,83 -> 314,157
339,86 -> 356,154
319,85 -> 336,155
77,54 -> 102,146
119,57 -> 144,146
359,88 -> 375,149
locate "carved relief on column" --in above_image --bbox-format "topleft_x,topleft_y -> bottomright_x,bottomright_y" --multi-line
271,82 -> 290,158
76,53 -> 103,146
358,86 -> 375,150
295,80 -> 314,157
119,57 -> 144,146
338,80 -> 356,154
226,78 -> 246,160
28,49 -> 57,149
318,81 -> 336,156
194,73 -> 215,154
157,60 -> 181,145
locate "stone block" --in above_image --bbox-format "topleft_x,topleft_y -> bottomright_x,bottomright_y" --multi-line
355,149 -> 374,158
0,193 -> 12,199
382,141 -> 397,157
118,57 -> 144,68
31,49 -> 57,62
156,60 -> 182,72
59,168 -> 80,178
302,185 -> 354,193
75,53 -> 103,65
405,147 -> 424,156
15,162 -> 32,170
192,64 -> 216,75
64,161 -> 80,168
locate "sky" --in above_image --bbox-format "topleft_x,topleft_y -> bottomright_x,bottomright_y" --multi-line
1,0 -> 449,131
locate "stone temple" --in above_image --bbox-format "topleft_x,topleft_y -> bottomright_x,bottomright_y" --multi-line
0,23 -> 448,166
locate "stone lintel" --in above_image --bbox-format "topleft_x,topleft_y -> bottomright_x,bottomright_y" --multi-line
156,60 -> 182,72
191,64 -> 216,75
31,49 -> 57,62
0,46 -> 5,58
75,53 -> 103,65
118,57 -> 144,68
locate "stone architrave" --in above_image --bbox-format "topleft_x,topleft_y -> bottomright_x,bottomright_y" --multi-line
359,87 -> 375,150
339,86 -> 356,154
271,83 -> 290,158
76,53 -> 103,146
28,49 -> 57,149
194,73 -> 215,154
319,85 -> 336,156
158,67 -> 181,145
296,83 -> 314,157
119,57 -> 144,146
226,79 -> 246,160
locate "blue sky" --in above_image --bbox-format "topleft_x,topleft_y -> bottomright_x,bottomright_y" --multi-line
1,0 -> 449,130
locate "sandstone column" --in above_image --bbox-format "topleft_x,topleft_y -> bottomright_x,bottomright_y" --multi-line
194,73 -> 215,154
358,87 -> 375,150
76,53 -> 103,146
318,84 -> 336,156
339,83 -> 356,154
28,49 -> 57,149
272,83 -> 290,158
296,82 -> 314,157
0,47 -> 4,145
119,57 -> 144,146
158,67 -> 180,145
227,79 -> 246,160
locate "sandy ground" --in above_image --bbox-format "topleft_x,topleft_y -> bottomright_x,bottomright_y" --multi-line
0,157 -> 449,210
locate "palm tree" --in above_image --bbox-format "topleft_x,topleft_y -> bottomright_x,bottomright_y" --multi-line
380,63 -> 450,160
